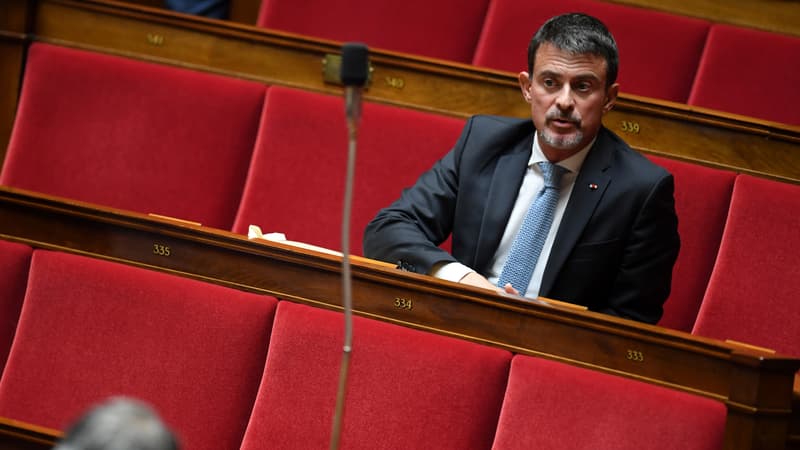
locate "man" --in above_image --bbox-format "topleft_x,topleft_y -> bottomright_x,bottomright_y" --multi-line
363,13 -> 679,324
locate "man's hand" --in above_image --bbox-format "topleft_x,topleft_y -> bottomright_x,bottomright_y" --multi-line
459,272 -> 520,296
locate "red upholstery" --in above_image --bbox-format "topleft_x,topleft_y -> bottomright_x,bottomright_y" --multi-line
688,25 -> 800,126
0,250 -> 277,450
0,240 -> 32,378
0,43 -> 265,229
256,0 -> 489,63
692,175 -> 800,356
233,86 -> 464,255
240,300 -> 511,449
647,156 -> 735,332
492,355 -> 727,450
473,0 -> 709,103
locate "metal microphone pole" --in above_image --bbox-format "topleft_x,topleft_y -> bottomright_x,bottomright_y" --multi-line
330,42 -> 368,450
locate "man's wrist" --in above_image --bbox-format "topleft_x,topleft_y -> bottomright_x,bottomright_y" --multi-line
430,262 -> 475,283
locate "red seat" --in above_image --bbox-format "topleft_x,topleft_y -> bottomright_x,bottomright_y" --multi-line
646,156 -> 735,332
257,0 -> 490,63
0,43 -> 266,229
0,240 -> 32,378
0,250 -> 278,450
492,355 -> 727,450
240,300 -> 511,449
688,25 -> 800,126
232,86 -> 464,255
692,175 -> 800,356
473,0 -> 709,103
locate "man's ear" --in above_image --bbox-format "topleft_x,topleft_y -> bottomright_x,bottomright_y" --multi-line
518,71 -> 532,103
603,83 -> 620,114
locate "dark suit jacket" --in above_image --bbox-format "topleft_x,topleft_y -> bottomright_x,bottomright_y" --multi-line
363,115 -> 679,323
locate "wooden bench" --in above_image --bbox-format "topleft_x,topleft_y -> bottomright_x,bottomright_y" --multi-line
0,187 -> 796,449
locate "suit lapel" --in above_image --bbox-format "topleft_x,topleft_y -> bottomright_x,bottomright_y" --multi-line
473,138 -> 532,271
540,130 -> 614,294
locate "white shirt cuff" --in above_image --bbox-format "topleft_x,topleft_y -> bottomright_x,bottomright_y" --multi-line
430,262 -> 475,283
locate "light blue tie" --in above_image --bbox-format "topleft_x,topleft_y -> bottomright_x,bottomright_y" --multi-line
498,161 -> 567,294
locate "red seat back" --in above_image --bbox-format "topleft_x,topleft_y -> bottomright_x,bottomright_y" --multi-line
688,25 -> 800,126
240,300 -> 511,449
492,355 -> 727,450
692,175 -> 800,356
0,250 -> 278,450
646,156 -> 735,331
256,0 -> 490,63
232,86 -> 464,255
473,0 -> 709,103
0,43 -> 265,229
0,240 -> 32,379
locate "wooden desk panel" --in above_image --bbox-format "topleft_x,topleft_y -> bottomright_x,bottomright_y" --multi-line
0,417 -> 59,450
1,0 -> 799,183
0,186 -> 797,449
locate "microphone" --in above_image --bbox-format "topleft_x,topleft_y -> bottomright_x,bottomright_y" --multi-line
330,42 -> 369,450
341,42 -> 369,130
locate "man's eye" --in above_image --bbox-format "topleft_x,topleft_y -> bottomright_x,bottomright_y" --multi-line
543,79 -> 556,88
576,82 -> 592,92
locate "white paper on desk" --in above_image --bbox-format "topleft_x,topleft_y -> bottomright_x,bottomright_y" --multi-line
247,225 -> 343,257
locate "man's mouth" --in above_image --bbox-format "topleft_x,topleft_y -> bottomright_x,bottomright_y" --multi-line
549,118 -> 578,129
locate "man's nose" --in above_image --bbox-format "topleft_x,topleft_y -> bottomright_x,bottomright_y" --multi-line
555,86 -> 575,110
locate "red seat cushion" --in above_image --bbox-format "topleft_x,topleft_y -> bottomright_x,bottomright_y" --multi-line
493,355 -> 727,450
688,25 -> 800,126
0,250 -> 278,450
0,240 -> 32,378
693,175 -> 800,356
240,300 -> 511,449
473,0 -> 709,103
0,43 -> 265,229
647,156 -> 735,332
233,86 -> 464,255
257,0 -> 490,63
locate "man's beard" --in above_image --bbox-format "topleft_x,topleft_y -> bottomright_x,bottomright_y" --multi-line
540,126 -> 584,149
540,109 -> 583,149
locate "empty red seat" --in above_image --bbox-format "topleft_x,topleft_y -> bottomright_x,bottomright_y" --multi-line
473,0 -> 709,103
232,86 -> 464,255
689,25 -> 800,126
256,0 -> 490,63
0,43 -> 266,229
0,250 -> 278,450
240,300 -> 511,449
492,355 -> 727,450
646,156 -> 735,332
0,240 -> 32,378
692,175 -> 800,356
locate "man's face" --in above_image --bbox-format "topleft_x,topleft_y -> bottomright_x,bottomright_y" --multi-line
518,43 -> 618,161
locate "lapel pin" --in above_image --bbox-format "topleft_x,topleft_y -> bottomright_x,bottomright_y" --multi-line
589,183 -> 599,190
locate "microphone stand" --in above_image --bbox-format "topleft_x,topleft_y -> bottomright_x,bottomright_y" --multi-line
329,63 -> 364,450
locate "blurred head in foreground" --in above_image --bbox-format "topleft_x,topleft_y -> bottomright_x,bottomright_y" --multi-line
53,397 -> 179,450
